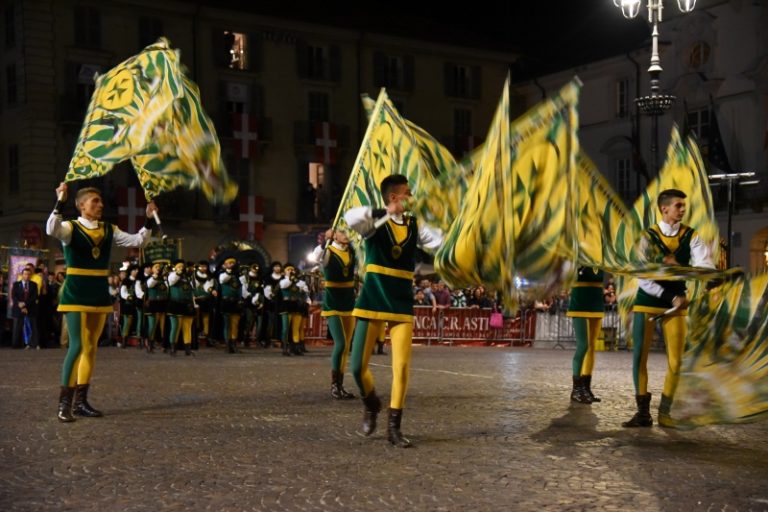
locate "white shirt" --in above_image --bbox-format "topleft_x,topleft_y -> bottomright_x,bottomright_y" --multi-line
343,206 -> 443,252
637,220 -> 715,298
46,213 -> 151,248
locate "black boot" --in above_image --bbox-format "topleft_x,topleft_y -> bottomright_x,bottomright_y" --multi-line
227,339 -> 237,354
184,344 -> 192,356
360,390 -> 381,436
300,341 -> 308,353
73,384 -> 103,418
376,341 -> 386,355
387,408 -> 412,448
583,375 -> 601,403
281,339 -> 291,356
57,386 -> 76,422
622,393 -> 653,428
292,342 -> 303,356
331,370 -> 343,400
570,376 -> 592,404
338,373 -> 355,400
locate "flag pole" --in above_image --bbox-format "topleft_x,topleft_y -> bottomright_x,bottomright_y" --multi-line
328,88 -> 388,233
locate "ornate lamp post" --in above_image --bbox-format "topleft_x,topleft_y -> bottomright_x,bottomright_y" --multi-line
614,0 -> 696,174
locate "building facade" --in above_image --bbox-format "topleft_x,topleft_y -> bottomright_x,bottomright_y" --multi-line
512,0 -> 768,272
0,0 -> 514,266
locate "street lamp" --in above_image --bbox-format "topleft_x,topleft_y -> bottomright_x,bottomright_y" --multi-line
707,172 -> 760,267
614,0 -> 697,174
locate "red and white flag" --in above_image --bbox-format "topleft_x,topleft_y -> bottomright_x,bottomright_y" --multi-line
232,112 -> 259,159
314,121 -> 338,165
238,195 -> 264,241
117,187 -> 147,233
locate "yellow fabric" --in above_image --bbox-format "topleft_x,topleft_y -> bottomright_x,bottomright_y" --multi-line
358,320 -> 381,395
321,309 -> 354,317
579,317 -> 601,376
227,313 -> 240,341
661,315 -> 686,398
59,304 -> 113,313
389,321 -> 413,409
388,220 -> 408,244
364,264 -> 413,280
352,308 -> 413,323
199,312 -> 210,336
290,313 -> 303,342
74,222 -> 106,246
323,282 -> 355,288
648,224 -> 688,253
66,268 -> 111,276
71,312 -> 107,386
339,315 -> 356,374
571,282 -> 603,288
566,311 -> 604,319
633,305 -> 687,316
328,245 -> 350,266
636,316 -> 654,395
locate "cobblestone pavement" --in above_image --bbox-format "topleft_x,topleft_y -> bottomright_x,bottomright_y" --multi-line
1,344 -> 766,512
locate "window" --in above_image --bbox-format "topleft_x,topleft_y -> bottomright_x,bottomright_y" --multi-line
687,108 -> 710,141
445,63 -> 480,99
307,45 -> 327,80
4,4 -> 15,48
138,16 -> 164,49
616,78 -> 630,118
222,31 -> 249,70
308,91 -> 329,122
8,144 -> 19,193
616,158 -> 631,199
373,52 -> 414,90
454,108 -> 472,137
688,41 -> 711,70
5,64 -> 17,105
74,6 -> 101,48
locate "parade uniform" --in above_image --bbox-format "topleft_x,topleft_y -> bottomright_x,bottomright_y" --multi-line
278,266 -> 309,356
566,267 -> 604,404
624,221 -> 713,428
119,271 -> 137,343
167,262 -> 196,356
47,206 -> 152,422
312,241 -> 356,399
134,264 -> 152,350
218,259 -> 242,353
262,265 -> 284,344
145,265 -> 169,352
192,263 -> 214,342
345,206 -> 442,447
241,266 -> 264,347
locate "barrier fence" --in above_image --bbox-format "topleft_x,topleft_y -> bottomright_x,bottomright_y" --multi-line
304,306 -> 536,346
304,304 -> 626,349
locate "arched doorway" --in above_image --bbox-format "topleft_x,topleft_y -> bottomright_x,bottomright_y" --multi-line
748,226 -> 768,273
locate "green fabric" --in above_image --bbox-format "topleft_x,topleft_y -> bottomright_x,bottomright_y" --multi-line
61,312 -> 83,386
59,221 -> 114,308
572,317 -> 589,376
328,315 -> 346,372
635,225 -> 694,309
349,319 -> 371,392
323,246 -> 356,314
354,217 -> 418,317
568,268 -> 605,314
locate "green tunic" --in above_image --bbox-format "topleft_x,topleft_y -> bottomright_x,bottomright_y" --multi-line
322,245 -> 355,317
168,275 -> 195,316
58,220 -> 114,313
353,216 -> 418,323
567,267 -> 605,318
634,224 -> 693,313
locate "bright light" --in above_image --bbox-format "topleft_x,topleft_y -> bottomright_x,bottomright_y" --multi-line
306,251 -> 317,263
620,0 -> 642,19
677,0 -> 696,13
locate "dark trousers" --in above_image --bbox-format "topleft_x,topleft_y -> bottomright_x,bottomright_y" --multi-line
12,315 -> 39,348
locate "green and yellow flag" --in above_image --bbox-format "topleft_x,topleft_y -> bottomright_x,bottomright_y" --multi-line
671,271 -> 768,428
66,38 -> 236,203
434,79 -> 582,310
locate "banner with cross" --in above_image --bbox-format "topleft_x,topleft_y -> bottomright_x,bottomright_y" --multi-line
314,121 -> 338,165
238,194 -> 264,241
117,187 -> 147,233
232,112 -> 259,159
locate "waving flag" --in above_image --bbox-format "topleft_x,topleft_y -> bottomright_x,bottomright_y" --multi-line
434,79 -> 582,310
65,38 -> 236,204
671,271 -> 768,429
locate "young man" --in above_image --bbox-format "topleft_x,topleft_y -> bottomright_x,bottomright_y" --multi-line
218,256 -> 242,354
566,267 -> 604,404
192,261 -> 215,345
312,228 -> 356,399
145,261 -> 169,353
623,189 -> 714,428
46,182 -> 156,422
277,264 -> 310,356
344,174 -> 442,447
